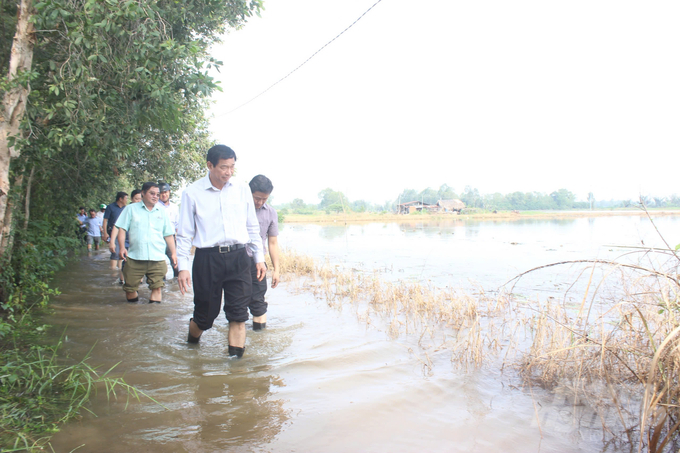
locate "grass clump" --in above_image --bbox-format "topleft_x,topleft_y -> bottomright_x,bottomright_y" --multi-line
0,331 -> 150,452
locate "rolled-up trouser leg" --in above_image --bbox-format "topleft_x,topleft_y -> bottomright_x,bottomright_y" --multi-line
248,258 -> 268,317
192,247 -> 252,331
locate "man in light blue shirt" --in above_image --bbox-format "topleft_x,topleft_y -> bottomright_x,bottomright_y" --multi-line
84,209 -> 103,251
115,182 -> 177,304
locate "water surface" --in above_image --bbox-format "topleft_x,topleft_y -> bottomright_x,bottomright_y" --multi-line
47,215 -> 679,452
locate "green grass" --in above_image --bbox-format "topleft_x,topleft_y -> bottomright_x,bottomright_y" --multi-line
0,333 -> 159,452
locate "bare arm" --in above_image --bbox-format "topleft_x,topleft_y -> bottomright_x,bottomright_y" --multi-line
102,218 -> 109,241
108,226 -> 119,253
268,235 -> 280,288
117,228 -> 128,260
164,235 -> 177,269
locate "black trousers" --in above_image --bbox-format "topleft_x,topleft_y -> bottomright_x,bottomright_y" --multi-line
249,259 -> 268,317
192,247 -> 251,330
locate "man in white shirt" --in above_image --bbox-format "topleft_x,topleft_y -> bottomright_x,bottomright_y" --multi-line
177,145 -> 266,358
156,182 -> 180,278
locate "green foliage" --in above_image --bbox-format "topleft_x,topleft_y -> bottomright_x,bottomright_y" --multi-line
2,0 -> 263,239
0,335 -> 153,451
0,221 -> 79,310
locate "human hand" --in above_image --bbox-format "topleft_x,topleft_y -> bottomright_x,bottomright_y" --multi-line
271,270 -> 279,288
178,270 -> 192,295
256,262 -> 266,282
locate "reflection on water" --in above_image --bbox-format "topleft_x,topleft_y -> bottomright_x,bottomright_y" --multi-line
282,215 -> 680,296
46,216 -> 680,452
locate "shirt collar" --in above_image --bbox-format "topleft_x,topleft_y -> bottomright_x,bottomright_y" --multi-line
141,202 -> 159,213
202,174 -> 233,192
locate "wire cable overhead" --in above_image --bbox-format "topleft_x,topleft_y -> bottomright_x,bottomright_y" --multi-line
215,0 -> 384,118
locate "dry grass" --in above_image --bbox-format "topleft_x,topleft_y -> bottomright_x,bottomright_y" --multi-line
276,247 -> 680,450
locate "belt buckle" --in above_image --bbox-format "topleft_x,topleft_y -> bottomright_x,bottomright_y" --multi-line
218,245 -> 231,253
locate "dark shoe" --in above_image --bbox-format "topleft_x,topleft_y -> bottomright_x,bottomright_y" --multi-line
253,322 -> 266,331
228,345 -> 245,358
149,300 -> 161,304
126,297 -> 139,303
187,318 -> 201,344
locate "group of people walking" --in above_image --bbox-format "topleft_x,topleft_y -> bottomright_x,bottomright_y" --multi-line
77,145 -> 280,358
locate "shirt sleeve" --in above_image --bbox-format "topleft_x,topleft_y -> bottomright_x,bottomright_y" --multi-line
268,208 -> 279,238
176,189 -> 196,272
115,206 -> 131,231
246,188 -> 265,263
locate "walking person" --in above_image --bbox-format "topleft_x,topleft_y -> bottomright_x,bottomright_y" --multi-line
109,189 -> 142,284
84,208 -> 103,251
75,207 -> 87,243
156,182 -> 180,278
102,191 -> 128,271
177,145 -> 265,358
96,204 -> 106,221
115,183 -> 176,303
248,175 -> 280,330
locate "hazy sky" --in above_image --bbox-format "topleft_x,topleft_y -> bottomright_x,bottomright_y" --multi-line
208,0 -> 680,205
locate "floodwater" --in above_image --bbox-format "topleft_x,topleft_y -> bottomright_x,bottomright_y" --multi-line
46,214 -> 680,452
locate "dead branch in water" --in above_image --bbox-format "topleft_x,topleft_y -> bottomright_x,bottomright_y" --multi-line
504,259 -> 680,291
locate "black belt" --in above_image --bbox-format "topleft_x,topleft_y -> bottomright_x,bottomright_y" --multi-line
196,244 -> 246,254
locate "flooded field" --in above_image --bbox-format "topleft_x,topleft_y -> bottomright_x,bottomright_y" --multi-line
46,215 -> 680,452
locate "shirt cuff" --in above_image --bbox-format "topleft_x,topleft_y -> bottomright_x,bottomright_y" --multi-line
178,257 -> 191,272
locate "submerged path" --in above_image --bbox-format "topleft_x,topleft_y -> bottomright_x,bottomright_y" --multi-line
46,252 -> 616,452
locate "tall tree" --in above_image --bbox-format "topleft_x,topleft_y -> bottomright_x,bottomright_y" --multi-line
0,0 -> 263,256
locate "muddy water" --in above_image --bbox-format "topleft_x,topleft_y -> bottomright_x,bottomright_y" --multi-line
47,215 -> 679,452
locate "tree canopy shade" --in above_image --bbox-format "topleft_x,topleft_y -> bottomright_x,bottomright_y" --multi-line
0,0 -> 263,256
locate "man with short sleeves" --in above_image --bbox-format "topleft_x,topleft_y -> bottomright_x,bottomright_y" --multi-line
102,191 -> 128,270
177,145 -> 266,358
76,207 -> 87,243
247,175 -> 281,330
115,182 -> 176,304
84,208 -> 103,251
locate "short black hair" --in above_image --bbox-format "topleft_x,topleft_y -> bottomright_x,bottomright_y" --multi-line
115,192 -> 128,202
141,182 -> 159,193
207,145 -> 237,166
130,189 -> 142,199
79,206 -> 85,211
88,209 -> 96,213
249,175 -> 274,195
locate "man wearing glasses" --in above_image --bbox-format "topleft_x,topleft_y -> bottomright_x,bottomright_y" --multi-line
115,182 -> 177,304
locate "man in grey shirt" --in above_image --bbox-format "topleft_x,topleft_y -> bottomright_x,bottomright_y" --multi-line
248,175 -> 280,330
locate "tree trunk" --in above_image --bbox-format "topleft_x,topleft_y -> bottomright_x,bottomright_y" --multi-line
0,0 -> 36,257
23,164 -> 34,230
1,172 -> 22,253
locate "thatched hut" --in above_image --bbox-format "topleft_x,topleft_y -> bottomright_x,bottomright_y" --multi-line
437,199 -> 465,213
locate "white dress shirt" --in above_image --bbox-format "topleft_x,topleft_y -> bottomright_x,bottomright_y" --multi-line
156,199 -> 180,233
176,174 -> 264,272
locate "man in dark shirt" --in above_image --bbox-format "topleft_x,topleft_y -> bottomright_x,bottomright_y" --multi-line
102,191 -> 128,271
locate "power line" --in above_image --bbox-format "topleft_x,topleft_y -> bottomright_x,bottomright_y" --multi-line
214,0 -> 384,118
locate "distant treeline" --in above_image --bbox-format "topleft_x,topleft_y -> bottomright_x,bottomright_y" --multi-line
275,185 -> 680,214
